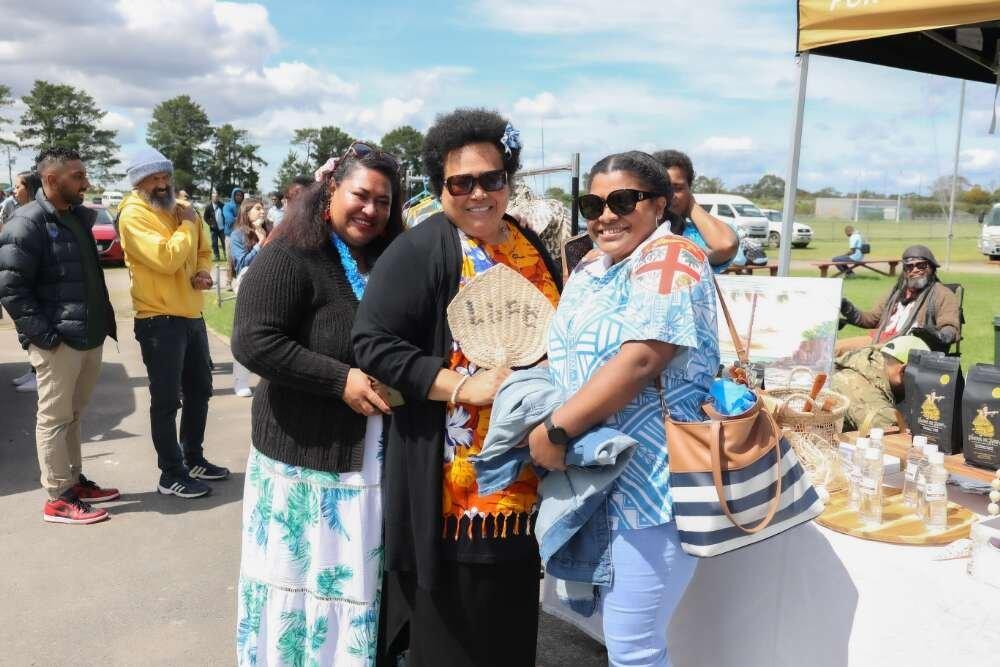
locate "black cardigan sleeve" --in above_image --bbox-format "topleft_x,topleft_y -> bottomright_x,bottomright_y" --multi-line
352,229 -> 448,400
232,242 -> 351,398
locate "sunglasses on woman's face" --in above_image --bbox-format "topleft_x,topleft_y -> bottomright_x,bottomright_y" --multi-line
443,169 -> 508,197
578,189 -> 663,221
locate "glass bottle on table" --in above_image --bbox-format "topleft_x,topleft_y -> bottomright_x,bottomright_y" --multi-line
923,451 -> 949,533
848,437 -> 870,511
915,443 -> 939,521
859,446 -> 884,527
902,435 -> 929,508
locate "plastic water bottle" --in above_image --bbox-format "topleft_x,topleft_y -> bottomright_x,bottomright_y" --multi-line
859,447 -> 884,527
902,435 -> 928,508
923,451 -> 948,533
868,427 -> 885,456
848,437 -> 870,511
915,443 -> 939,520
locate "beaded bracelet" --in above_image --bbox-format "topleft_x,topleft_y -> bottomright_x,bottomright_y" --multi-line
451,375 -> 470,406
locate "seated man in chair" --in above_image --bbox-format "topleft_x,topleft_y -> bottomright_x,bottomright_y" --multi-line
836,245 -> 960,355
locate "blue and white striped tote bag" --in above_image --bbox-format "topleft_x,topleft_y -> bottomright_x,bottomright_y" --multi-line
666,397 -> 825,557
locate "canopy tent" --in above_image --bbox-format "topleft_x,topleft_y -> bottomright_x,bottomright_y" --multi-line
778,0 -> 1000,275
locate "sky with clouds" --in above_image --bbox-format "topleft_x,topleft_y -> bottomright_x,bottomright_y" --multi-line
2,0 -> 999,196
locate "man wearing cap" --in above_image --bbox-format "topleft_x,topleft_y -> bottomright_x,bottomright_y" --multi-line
837,244 -> 960,355
831,335 -> 930,432
117,147 -> 229,500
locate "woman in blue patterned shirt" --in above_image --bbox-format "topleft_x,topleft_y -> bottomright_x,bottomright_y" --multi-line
527,151 -> 720,666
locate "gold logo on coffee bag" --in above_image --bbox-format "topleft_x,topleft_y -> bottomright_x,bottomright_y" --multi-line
922,391 -> 944,421
972,405 -> 999,438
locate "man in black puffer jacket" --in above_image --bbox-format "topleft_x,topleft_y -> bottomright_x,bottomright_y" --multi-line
0,147 -> 119,526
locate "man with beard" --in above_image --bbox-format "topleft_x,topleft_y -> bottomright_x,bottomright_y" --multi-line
117,147 -> 229,499
837,245 -> 960,354
0,147 -> 119,524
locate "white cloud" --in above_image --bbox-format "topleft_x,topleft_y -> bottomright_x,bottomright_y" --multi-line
514,92 -> 559,118
700,136 -> 754,152
961,148 -> 1000,171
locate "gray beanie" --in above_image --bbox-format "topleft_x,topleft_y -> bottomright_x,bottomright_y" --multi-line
902,244 -> 939,268
125,147 -> 173,187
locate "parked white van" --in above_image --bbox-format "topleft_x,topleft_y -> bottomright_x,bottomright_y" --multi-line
101,190 -> 124,208
980,203 -> 1000,260
694,194 -> 769,241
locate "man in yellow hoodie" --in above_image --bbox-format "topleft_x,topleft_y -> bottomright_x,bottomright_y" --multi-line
118,147 -> 229,499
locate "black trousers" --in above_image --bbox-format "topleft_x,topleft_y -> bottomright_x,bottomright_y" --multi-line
210,226 -> 226,259
379,558 -> 541,667
134,316 -> 213,476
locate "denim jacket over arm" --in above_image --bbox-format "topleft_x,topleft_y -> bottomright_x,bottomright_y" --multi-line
475,367 -> 637,616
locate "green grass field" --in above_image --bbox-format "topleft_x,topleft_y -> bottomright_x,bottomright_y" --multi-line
203,292 -> 236,339
780,217 -> 989,264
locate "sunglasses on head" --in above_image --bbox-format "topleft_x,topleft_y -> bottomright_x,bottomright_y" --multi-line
903,261 -> 930,272
344,141 -> 400,170
578,189 -> 664,221
443,169 -> 508,197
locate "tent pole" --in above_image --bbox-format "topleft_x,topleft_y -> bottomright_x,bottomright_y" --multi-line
946,80 -> 966,271
778,52 -> 809,276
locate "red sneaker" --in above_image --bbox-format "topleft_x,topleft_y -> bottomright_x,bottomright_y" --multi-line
43,496 -> 109,525
70,474 -> 120,503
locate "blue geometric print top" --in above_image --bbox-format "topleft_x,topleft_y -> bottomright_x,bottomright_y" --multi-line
547,225 -> 720,529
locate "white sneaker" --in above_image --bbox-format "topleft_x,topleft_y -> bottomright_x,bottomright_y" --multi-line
11,370 -> 34,386
235,387 -> 253,398
15,375 -> 37,393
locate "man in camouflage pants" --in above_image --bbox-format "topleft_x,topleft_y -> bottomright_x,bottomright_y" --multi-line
831,335 -> 928,432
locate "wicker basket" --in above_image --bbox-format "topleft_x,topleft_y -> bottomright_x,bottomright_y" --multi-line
764,368 -> 851,491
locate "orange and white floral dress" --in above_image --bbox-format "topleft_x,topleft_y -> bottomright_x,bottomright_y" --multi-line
443,222 -> 560,543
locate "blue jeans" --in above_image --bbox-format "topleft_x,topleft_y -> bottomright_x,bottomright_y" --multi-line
831,254 -> 856,274
134,316 -> 213,476
600,522 -> 698,667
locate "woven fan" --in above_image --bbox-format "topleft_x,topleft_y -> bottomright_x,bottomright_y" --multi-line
446,263 -> 555,369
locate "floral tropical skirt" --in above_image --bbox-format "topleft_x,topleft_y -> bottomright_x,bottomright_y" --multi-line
236,417 -> 383,666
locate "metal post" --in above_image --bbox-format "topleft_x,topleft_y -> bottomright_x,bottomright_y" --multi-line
994,315 -> 1000,367
778,52 -> 809,277
215,264 -> 222,307
946,80 -> 966,271
570,152 -> 581,236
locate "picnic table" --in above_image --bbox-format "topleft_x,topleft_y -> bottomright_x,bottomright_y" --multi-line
813,258 -> 900,278
724,262 -> 778,276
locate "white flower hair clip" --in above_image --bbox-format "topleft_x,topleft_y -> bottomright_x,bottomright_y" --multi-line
500,122 -> 521,156
314,156 -> 340,182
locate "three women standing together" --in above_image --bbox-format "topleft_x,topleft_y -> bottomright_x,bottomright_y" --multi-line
232,108 -> 720,667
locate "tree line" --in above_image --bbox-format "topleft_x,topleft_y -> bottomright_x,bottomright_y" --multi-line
0,80 -> 426,198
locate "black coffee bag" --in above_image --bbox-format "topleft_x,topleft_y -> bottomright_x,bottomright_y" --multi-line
905,353 -> 964,454
962,364 -> 1000,470
902,350 -> 943,429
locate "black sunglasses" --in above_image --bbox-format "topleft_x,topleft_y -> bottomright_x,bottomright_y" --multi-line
578,189 -> 665,221
903,261 -> 931,272
345,141 -> 400,171
444,169 -> 508,196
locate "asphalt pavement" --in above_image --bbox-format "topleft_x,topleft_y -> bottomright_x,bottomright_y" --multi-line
0,268 -> 606,666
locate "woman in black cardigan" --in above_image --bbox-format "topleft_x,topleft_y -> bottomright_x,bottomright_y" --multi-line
231,145 -> 403,666
353,109 -> 562,667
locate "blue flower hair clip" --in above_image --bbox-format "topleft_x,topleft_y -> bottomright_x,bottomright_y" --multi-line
500,122 -> 521,156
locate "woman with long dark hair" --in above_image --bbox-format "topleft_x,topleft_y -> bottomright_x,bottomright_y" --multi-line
353,109 -> 561,666
229,195 -> 268,397
231,144 -> 404,666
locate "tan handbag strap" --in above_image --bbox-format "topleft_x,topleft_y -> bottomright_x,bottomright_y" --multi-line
708,404 -> 784,534
712,276 -> 749,365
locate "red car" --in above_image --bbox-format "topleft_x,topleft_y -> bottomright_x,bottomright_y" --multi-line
84,203 -> 124,265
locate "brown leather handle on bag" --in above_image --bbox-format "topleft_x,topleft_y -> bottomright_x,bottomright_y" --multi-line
713,276 -> 749,366
707,401 -> 784,534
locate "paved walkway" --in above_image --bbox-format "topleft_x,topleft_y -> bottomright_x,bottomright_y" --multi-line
0,268 -> 605,666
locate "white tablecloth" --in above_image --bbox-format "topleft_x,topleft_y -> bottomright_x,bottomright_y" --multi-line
542,478 -> 1000,666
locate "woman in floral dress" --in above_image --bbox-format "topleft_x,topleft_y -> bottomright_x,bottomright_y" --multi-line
231,143 -> 404,666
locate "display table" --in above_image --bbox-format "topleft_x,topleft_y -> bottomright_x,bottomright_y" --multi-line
542,475 -> 999,666
839,431 -> 995,484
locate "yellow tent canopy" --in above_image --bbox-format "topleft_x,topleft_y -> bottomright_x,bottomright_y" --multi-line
776,2 -> 1000,275
798,0 -> 1000,84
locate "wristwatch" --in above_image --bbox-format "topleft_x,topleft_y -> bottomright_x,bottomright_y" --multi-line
544,415 -> 570,446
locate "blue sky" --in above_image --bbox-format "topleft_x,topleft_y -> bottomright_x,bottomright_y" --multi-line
3,0 -> 999,197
